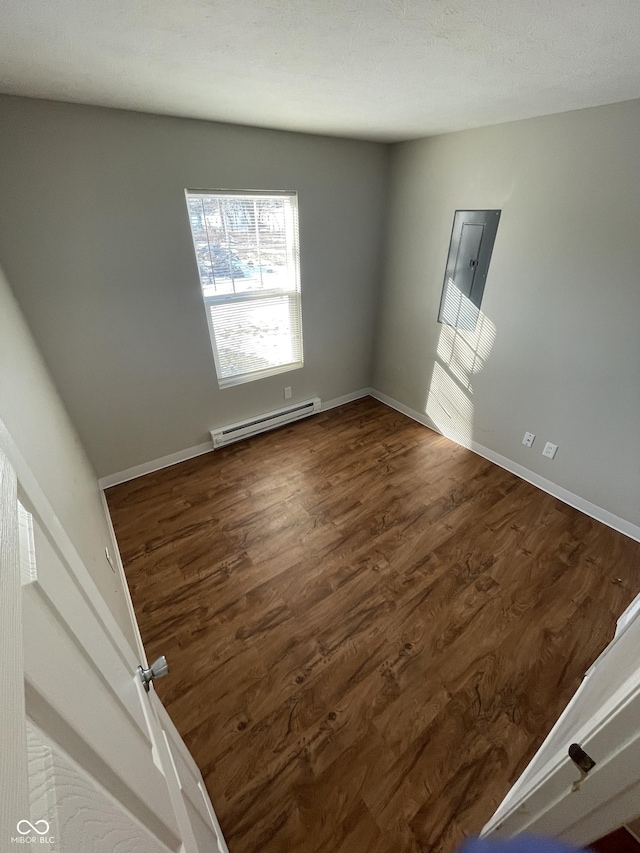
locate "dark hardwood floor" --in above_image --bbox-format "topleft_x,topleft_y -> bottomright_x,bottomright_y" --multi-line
106,397 -> 640,853
592,828 -> 640,853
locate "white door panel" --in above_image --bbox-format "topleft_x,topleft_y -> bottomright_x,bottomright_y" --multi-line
22,513 -> 179,839
153,695 -> 229,853
26,721 -> 174,853
1,423 -> 228,852
14,487 -> 181,850
0,447 -> 29,846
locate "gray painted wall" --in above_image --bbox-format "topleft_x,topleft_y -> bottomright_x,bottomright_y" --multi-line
2,93 -> 639,528
0,265 -> 137,647
373,99 -> 640,526
0,95 -> 388,477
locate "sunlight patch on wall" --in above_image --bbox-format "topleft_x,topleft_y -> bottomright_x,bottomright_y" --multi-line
439,275 -> 480,332
426,282 -> 496,444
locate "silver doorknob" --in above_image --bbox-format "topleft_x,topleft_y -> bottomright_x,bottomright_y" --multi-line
137,656 -> 169,692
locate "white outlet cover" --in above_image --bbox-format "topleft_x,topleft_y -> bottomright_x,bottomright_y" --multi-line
522,432 -> 535,447
542,442 -> 558,459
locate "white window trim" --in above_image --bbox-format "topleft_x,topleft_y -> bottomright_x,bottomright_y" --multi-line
185,189 -> 303,389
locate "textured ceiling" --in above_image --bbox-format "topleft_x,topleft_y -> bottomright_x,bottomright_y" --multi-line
1,0 -> 640,141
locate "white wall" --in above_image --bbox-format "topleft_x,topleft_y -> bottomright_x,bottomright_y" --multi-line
0,264 -> 137,648
0,95 -> 389,478
373,98 -> 640,528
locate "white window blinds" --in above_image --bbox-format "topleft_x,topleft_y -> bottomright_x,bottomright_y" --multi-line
185,190 -> 303,387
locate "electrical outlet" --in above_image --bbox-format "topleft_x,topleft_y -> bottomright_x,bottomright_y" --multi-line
105,547 -> 116,573
522,432 -> 535,447
284,386 -> 292,400
542,442 -> 558,460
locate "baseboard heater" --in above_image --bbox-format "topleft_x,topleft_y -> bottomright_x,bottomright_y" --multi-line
210,397 -> 322,449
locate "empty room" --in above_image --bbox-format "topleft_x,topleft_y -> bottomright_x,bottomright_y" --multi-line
1,2 -> 640,851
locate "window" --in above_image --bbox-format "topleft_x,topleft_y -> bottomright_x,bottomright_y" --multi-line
186,189 -> 303,387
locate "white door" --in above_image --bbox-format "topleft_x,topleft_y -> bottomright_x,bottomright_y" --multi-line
0,422 -> 228,853
482,593 -> 640,844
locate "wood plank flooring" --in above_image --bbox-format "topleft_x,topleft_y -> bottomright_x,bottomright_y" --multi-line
106,397 -> 640,853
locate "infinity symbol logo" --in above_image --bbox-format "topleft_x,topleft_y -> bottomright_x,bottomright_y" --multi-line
16,820 -> 50,835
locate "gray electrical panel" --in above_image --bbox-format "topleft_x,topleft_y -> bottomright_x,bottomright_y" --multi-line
438,209 -> 501,330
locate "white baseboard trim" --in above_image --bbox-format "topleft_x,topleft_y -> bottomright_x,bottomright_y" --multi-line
369,388 -> 436,431
98,387 -> 639,542
99,389 -> 371,490
321,388 -> 370,412
369,388 -> 640,543
99,441 -> 213,490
